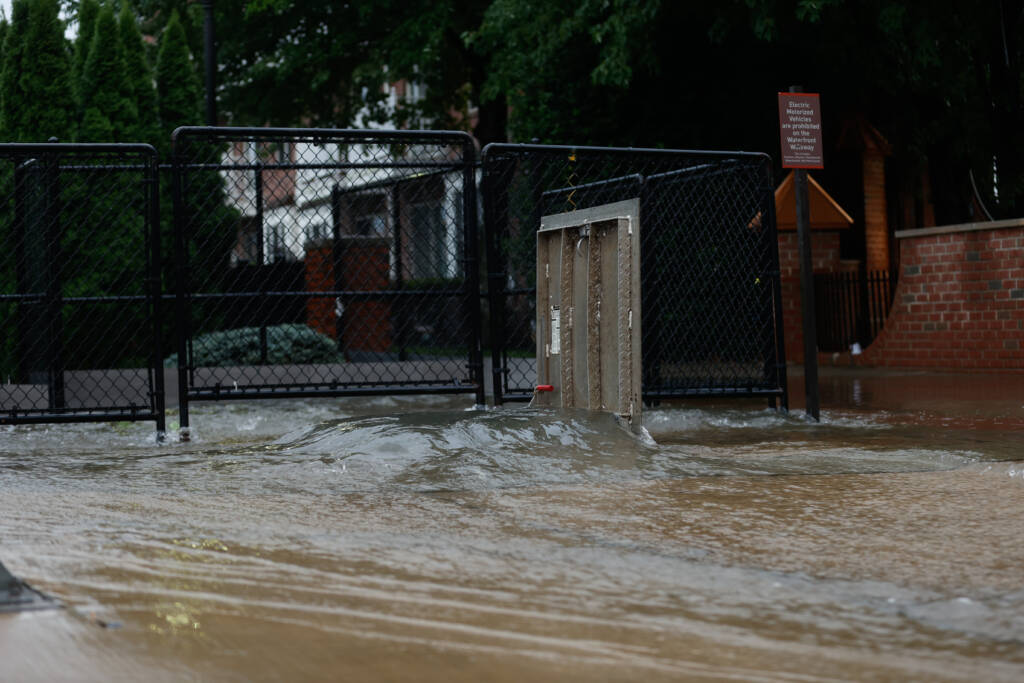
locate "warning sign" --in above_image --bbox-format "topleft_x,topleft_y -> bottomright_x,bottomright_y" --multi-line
550,305 -> 561,355
778,93 -> 824,169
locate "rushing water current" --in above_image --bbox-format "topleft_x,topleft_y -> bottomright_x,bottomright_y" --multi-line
1,370 -> 1023,681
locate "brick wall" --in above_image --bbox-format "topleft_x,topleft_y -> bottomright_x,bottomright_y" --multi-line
305,237 -> 393,353
778,230 -> 843,363
855,220 -> 1024,369
305,245 -> 335,339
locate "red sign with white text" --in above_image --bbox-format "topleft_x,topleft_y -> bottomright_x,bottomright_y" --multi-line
778,93 -> 824,169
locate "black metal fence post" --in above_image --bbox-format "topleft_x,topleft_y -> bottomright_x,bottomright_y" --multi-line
461,141 -> 485,406
331,184 -> 343,350
148,152 -> 166,436
481,151 -> 507,406
43,151 -> 65,410
391,182 -> 406,361
171,137 -> 192,435
254,161 -> 268,365
12,158 -> 33,384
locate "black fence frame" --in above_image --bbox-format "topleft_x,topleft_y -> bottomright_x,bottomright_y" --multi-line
814,266 -> 897,352
2,133 -> 794,433
0,143 -> 165,431
481,143 -> 788,407
171,127 -> 484,431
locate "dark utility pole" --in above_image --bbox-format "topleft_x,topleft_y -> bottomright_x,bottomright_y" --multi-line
201,0 -> 217,126
789,85 -> 820,421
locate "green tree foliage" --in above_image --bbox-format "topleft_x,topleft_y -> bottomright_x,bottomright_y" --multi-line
0,0 -> 27,140
0,18 -> 7,82
119,3 -> 158,144
206,0 -> 505,142
72,0 -> 99,108
80,2 -> 137,141
23,0 -> 74,141
0,4 -> 19,379
0,1 -> 28,140
155,9 -> 200,152
154,9 -> 237,330
1,0 -> 73,142
467,0 -> 1024,222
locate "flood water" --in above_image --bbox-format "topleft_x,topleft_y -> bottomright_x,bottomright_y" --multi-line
1,369 -> 1023,681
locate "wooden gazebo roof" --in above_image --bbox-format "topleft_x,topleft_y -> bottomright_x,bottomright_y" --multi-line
773,171 -> 854,231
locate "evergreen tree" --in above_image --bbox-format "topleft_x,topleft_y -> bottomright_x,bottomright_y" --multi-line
154,8 -> 236,341
156,9 -> 200,155
0,0 -> 29,140
0,18 -> 7,138
119,3 -> 158,145
16,0 -> 74,142
72,0 -> 100,110
80,2 -> 137,141
0,17 -> 7,71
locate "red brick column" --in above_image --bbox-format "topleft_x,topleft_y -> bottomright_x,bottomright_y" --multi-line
863,148 -> 890,272
305,242 -> 335,338
339,237 -> 392,353
305,237 -> 393,352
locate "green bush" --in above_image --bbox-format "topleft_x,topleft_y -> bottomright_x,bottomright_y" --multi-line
165,324 -> 342,367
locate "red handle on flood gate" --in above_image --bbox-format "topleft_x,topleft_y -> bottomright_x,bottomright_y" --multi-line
535,385 -> 554,392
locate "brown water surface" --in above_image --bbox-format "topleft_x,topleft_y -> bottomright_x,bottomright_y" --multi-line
1,370 -> 1023,681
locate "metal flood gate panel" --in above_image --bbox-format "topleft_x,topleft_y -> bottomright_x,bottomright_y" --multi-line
481,143 -> 788,406
0,144 -> 165,430
171,128 -> 483,430
534,200 -> 643,429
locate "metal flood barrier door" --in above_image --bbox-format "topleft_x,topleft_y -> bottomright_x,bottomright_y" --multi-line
533,199 -> 642,430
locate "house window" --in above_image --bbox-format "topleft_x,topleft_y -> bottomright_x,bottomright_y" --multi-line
355,214 -> 387,237
308,221 -> 328,243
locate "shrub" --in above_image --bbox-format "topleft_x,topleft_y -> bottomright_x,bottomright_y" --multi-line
164,324 -> 342,367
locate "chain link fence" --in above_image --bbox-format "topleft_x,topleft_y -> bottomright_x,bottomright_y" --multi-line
481,144 -> 787,406
171,128 -> 483,431
0,144 -> 164,429
2,134 -> 789,432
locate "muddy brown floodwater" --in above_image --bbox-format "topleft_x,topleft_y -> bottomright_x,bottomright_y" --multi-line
1,368 -> 1023,681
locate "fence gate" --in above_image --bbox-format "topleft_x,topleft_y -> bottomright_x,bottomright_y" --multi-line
0,144 -> 164,431
172,127 -> 483,430
482,143 -> 788,406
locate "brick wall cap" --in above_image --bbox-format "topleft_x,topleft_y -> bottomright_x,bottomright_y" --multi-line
896,217 -> 1024,240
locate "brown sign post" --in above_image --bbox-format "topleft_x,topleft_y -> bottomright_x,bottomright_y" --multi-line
778,88 -> 822,421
